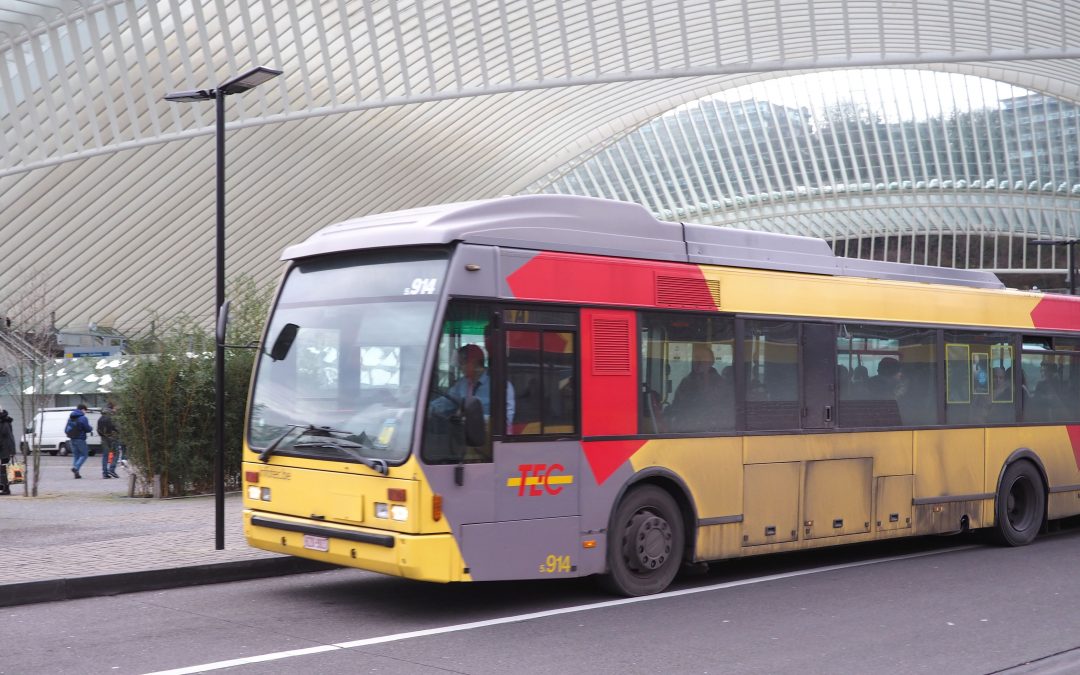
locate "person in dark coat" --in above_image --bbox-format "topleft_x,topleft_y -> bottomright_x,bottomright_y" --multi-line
98,404 -> 120,479
0,408 -> 16,495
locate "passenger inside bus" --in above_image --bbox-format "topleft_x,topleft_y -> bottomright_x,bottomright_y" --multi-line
665,343 -> 733,432
867,357 -> 903,399
850,364 -> 870,398
1027,360 -> 1067,421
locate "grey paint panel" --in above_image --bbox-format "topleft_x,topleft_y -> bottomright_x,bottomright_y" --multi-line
494,440 -> 580,521
424,463 -> 497,534
286,194 -> 1004,290
465,227 -> 686,263
497,249 -> 536,298
685,223 -> 842,276
284,195 -> 682,262
444,244 -> 501,298
685,222 -> 1003,289
461,516 -> 590,580
837,257 -> 1004,289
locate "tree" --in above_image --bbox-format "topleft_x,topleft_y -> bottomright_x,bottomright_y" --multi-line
0,268 -> 58,497
112,276 -> 271,497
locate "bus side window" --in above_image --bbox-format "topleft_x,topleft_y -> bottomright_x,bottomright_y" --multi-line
1021,338 -> 1079,423
744,320 -> 799,431
506,329 -> 577,437
837,325 -> 938,428
422,301 -> 496,464
947,333 -> 1015,425
639,312 -> 735,434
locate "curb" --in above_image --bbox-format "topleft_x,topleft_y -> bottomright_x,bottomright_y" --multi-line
0,557 -> 336,608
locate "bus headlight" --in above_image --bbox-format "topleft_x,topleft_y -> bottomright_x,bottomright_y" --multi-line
375,502 -> 389,519
390,504 -> 409,521
247,486 -> 260,500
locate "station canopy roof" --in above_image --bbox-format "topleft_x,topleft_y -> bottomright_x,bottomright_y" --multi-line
1,0 -> 1079,336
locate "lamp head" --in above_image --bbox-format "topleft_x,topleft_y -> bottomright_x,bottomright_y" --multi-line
163,89 -> 215,102
219,66 -> 283,95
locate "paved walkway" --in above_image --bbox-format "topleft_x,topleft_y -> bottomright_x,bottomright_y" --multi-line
0,454 -> 328,607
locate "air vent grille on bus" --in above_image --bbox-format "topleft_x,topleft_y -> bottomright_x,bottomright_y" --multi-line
655,275 -> 720,309
591,317 -> 632,375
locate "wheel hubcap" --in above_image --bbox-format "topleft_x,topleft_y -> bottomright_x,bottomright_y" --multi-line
1007,476 -> 1034,530
622,510 -> 673,572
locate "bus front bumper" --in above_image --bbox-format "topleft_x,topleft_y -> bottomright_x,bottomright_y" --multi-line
243,510 -> 468,583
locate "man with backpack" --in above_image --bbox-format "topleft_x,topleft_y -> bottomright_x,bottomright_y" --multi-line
66,403 -> 94,479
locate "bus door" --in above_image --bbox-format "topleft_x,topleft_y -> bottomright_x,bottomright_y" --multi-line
802,323 -> 837,429
422,302 -> 582,580
481,310 -> 582,579
420,300 -> 499,527
497,315 -> 580,517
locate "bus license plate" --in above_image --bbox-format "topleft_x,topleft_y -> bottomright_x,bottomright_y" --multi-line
303,534 -> 329,552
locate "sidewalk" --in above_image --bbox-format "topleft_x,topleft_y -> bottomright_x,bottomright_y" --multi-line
0,455 -> 330,607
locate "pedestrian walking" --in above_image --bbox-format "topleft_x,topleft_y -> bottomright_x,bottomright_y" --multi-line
0,408 -> 15,495
98,403 -> 120,478
66,403 -> 94,479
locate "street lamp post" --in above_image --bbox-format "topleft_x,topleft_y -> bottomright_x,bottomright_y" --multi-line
1031,238 -> 1079,295
165,66 -> 282,550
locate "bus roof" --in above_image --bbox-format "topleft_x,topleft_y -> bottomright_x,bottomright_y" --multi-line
283,195 -> 1004,290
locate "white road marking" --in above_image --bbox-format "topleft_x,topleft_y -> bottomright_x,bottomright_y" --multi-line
146,545 -> 976,675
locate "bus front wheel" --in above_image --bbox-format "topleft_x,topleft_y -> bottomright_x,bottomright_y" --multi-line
602,485 -> 684,597
994,460 -> 1045,547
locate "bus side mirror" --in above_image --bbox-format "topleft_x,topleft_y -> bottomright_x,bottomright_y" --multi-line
216,300 -> 231,346
269,323 -> 299,361
462,396 -> 487,447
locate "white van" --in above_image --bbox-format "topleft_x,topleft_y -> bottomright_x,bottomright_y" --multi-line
24,407 -> 102,456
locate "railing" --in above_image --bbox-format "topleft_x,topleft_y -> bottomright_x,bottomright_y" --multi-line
0,330 -> 49,368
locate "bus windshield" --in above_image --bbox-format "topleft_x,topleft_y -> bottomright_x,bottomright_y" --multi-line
247,249 -> 447,464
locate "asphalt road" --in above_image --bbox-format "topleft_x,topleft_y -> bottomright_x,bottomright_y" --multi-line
5,522 -> 1080,675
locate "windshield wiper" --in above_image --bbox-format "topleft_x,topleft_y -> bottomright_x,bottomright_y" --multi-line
258,424 -> 358,463
292,439 -> 389,475
258,424 -> 306,463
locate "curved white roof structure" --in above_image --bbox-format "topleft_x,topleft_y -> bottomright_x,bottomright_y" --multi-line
2,0 -> 1080,334
524,72 -> 1080,275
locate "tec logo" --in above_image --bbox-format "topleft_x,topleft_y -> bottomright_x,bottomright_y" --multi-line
506,463 -> 574,496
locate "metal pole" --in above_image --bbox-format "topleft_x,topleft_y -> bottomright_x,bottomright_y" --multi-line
214,91 -> 226,550
1069,241 -> 1076,296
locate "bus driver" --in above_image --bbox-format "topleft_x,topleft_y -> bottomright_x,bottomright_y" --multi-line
430,344 -> 515,431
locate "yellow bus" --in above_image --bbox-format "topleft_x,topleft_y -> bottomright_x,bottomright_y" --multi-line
243,195 -> 1080,596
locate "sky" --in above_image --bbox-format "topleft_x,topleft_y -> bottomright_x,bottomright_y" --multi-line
688,69 -> 1028,123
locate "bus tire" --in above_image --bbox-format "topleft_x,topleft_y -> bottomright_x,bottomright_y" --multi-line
994,460 -> 1045,547
602,484 -> 684,597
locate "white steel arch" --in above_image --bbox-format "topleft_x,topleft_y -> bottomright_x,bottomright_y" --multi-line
525,71 -> 1080,278
2,1 -> 1080,332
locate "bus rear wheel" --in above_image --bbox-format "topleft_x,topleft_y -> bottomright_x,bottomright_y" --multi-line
602,485 -> 684,597
994,460 -> 1045,547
